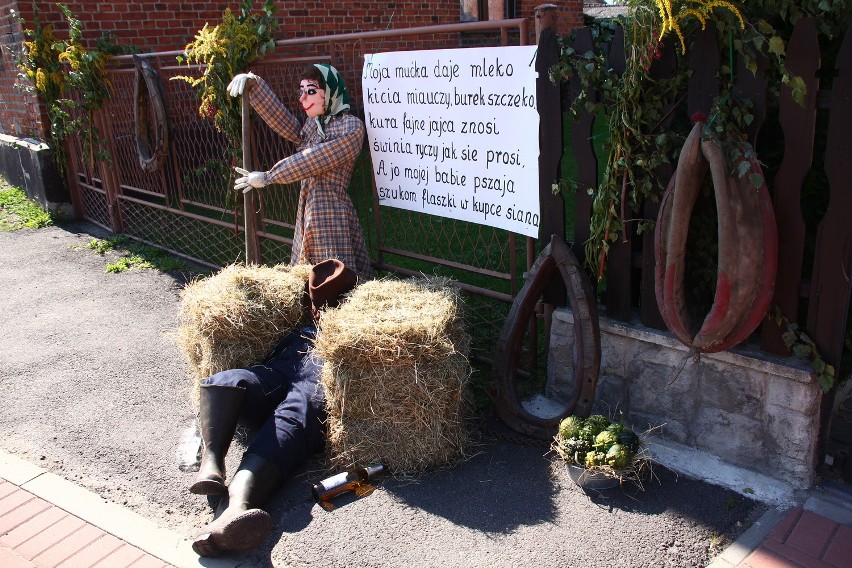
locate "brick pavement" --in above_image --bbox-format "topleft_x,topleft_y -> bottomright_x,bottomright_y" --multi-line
738,507 -> 852,568
0,479 -> 174,568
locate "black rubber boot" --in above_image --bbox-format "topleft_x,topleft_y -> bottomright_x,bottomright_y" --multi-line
192,453 -> 283,557
190,384 -> 246,495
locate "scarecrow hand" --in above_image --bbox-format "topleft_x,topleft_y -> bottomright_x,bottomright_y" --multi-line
227,73 -> 259,97
234,167 -> 267,193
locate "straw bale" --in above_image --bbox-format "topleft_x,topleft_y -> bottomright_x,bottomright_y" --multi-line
176,264 -> 310,388
315,277 -> 472,474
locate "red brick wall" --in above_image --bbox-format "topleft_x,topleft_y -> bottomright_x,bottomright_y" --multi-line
1,2 -> 43,138
1,1 -> 583,140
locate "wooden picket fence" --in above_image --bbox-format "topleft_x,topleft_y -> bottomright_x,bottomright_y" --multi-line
537,17 -> 852,378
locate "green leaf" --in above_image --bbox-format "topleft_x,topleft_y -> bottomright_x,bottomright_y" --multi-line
749,173 -> 765,187
793,344 -> 812,358
768,36 -> 786,56
737,160 -> 751,178
746,59 -> 758,75
790,76 -> 807,107
813,359 -> 825,373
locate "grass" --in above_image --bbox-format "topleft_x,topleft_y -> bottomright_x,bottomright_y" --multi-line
86,235 -> 190,273
0,178 -> 54,231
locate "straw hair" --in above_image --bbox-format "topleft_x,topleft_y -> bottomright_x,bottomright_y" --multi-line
176,264 -> 310,391
314,277 -> 472,475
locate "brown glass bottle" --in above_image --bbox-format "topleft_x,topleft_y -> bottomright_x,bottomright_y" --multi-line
311,464 -> 385,502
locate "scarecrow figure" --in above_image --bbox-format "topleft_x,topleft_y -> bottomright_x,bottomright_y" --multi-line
190,259 -> 358,557
228,64 -> 372,279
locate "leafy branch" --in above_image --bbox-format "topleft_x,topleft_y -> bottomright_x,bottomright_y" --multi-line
767,306 -> 837,392
172,0 -> 276,149
14,3 -> 133,175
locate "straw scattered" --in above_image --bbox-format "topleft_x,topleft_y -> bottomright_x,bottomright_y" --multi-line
314,277 -> 472,475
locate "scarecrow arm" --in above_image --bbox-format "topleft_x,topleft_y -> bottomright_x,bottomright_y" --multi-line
264,119 -> 364,185
246,77 -> 302,143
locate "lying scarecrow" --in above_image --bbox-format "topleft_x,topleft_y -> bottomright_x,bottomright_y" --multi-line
190,259 -> 357,557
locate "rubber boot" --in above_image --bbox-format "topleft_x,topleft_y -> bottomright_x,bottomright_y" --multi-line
192,453 -> 283,557
190,384 -> 246,495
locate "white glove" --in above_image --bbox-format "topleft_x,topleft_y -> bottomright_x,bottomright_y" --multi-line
234,167 -> 267,193
227,73 -> 259,97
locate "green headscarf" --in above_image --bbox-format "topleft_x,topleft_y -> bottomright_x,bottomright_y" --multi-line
313,63 -> 350,139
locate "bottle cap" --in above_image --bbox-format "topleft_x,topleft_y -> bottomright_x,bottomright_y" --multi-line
363,464 -> 385,477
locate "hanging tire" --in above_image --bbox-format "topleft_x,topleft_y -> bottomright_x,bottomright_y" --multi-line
492,235 -> 601,441
134,55 -> 169,173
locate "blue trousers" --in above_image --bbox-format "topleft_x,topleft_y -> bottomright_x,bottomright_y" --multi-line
202,328 -> 326,480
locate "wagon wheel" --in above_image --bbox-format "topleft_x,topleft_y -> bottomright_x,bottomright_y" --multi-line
491,235 -> 601,441
134,55 -> 169,173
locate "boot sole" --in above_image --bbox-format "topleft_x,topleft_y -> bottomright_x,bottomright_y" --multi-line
192,509 -> 273,557
189,478 -> 227,495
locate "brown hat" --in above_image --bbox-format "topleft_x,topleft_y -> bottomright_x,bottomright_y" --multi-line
307,259 -> 357,315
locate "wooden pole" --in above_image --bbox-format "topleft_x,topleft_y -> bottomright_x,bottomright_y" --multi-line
242,94 -> 261,264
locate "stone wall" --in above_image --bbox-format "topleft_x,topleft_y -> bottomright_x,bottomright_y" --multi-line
549,307 -> 822,489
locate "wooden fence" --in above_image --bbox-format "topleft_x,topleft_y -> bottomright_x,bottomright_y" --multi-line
538,17 -> 852,381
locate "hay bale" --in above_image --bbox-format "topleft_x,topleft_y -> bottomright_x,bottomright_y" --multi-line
177,264 -> 310,390
314,277 -> 471,475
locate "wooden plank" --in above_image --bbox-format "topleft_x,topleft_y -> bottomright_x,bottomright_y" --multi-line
536,24 -> 567,306
604,26 -> 633,321
570,26 -> 597,267
733,50 -> 768,146
806,21 -> 852,369
688,25 -> 720,118
641,39 -> 679,329
760,18 -> 820,354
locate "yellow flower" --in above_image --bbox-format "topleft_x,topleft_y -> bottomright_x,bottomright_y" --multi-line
35,68 -> 47,92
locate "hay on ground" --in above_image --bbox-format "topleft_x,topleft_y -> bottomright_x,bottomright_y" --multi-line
314,277 -> 472,475
176,263 -> 310,393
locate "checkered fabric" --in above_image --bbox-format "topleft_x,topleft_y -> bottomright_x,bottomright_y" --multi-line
248,78 -> 372,279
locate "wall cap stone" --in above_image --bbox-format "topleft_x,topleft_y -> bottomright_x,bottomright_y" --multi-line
0,133 -> 49,152
554,307 -> 813,384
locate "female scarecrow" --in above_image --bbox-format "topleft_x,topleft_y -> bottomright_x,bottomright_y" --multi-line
229,64 -> 372,279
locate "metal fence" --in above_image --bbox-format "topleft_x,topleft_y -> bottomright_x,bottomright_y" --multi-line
67,19 -> 532,364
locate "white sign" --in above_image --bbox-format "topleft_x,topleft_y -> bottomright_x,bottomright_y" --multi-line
362,46 -> 541,238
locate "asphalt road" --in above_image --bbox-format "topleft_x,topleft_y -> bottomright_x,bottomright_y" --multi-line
0,221 -> 766,567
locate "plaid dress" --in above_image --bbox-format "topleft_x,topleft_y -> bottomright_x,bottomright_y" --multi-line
248,79 -> 372,279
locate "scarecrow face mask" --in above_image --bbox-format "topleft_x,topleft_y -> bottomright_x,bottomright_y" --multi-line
299,80 -> 325,118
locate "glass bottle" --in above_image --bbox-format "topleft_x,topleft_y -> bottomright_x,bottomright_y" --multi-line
311,464 -> 385,503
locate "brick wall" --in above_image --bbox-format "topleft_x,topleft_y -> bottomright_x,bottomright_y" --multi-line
0,2 -> 42,138
1,1 -> 583,141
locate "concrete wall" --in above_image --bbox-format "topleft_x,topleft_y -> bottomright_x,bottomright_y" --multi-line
549,307 -> 822,490
0,134 -> 71,216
